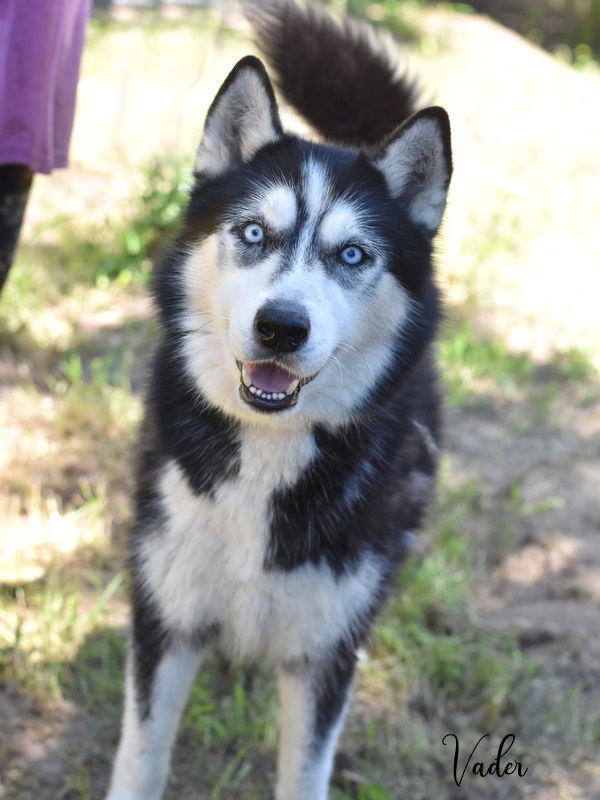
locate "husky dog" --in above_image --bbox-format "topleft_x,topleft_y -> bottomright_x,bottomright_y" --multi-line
106,1 -> 452,798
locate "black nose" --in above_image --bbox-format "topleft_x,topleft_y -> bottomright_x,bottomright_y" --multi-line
254,303 -> 310,353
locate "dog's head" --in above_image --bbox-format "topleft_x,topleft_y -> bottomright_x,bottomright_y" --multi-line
159,57 -> 451,429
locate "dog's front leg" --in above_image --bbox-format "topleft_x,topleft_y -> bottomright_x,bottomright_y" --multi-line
275,646 -> 356,800
106,641 -> 203,800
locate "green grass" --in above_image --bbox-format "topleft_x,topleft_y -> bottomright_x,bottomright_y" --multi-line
0,468 -> 531,800
1,11 -> 600,792
1,148 -> 598,798
0,158 -> 189,319
352,473 -> 529,792
326,0 -> 426,39
345,0 -> 600,62
439,319 -> 598,410
439,321 -> 533,406
0,565 -> 126,703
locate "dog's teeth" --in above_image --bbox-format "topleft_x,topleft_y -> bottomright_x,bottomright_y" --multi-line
241,367 -> 252,387
244,377 -> 300,403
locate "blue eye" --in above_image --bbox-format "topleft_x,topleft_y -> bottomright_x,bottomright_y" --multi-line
340,245 -> 364,265
242,223 -> 265,244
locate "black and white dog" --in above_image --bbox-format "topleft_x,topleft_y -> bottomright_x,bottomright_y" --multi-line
106,1 -> 451,798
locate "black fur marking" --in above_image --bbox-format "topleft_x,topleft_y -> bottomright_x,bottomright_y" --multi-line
188,620 -> 221,651
312,643 -> 357,747
129,573 -> 171,719
309,147 -> 438,295
180,136 -> 439,298
266,350 -> 441,576
129,584 -> 220,720
181,136 -> 300,254
146,338 -> 241,496
127,337 -> 240,721
128,346 -> 239,714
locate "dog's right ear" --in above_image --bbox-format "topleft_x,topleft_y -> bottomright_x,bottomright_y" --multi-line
194,56 -> 283,180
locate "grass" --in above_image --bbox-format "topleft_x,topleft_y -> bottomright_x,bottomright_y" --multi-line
439,321 -> 533,406
2,165 -> 599,798
1,8 -> 600,800
0,158 -> 189,310
439,318 -> 599,416
0,562 -> 125,702
0,465 -> 541,797
345,0 -> 600,63
2,168 -> 599,798
326,0 -> 428,39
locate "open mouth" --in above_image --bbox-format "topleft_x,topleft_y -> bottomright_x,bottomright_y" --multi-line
237,360 -> 314,413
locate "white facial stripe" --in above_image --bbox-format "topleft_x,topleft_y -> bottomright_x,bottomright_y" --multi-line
179,151 -> 415,430
302,158 -> 330,221
319,202 -> 367,248
256,184 -> 298,231
283,158 -> 333,277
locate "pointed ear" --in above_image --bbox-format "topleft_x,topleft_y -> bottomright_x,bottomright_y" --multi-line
371,107 -> 452,234
194,56 -> 283,179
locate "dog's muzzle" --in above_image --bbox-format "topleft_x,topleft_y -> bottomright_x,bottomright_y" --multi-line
237,361 -> 315,413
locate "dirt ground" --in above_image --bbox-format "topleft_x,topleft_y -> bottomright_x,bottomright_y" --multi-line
1,6 -> 599,800
2,379 -> 598,800
447,394 -> 600,798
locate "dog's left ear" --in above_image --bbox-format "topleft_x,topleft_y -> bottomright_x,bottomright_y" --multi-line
371,107 -> 452,234
195,56 -> 283,179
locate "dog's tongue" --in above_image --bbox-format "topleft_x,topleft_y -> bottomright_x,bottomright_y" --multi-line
245,363 -> 295,393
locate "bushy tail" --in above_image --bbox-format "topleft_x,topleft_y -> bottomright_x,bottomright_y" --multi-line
243,0 -> 419,147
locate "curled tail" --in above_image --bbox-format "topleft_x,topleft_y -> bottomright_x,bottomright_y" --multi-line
243,0 -> 419,147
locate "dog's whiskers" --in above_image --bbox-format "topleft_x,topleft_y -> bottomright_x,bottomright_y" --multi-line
323,352 -> 345,390
334,342 -> 376,385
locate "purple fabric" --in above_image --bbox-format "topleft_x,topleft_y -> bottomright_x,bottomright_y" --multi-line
0,0 -> 91,174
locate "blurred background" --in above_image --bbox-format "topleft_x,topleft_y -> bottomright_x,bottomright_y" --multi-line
0,1 -> 599,798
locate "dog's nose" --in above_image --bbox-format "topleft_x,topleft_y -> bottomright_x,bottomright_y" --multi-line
254,303 -> 310,353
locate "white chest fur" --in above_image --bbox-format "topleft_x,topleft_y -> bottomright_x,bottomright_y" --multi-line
139,427 -> 382,664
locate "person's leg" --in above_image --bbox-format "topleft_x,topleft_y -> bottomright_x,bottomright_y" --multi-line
0,164 -> 34,294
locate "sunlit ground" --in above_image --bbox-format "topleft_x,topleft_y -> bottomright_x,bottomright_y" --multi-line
1,5 -> 599,799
